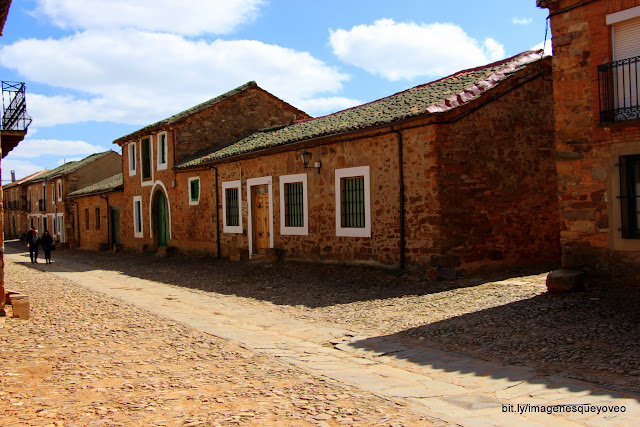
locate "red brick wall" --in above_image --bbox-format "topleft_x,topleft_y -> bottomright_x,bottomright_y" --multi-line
545,0 -> 640,282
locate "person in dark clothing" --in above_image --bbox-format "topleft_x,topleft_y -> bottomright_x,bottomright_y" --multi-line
40,230 -> 54,264
26,226 -> 40,263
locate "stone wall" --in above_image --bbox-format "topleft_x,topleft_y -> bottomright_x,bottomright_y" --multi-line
72,192 -> 124,251
435,63 -> 560,272
544,0 -> 640,283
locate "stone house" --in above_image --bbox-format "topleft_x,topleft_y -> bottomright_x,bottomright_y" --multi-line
19,151 -> 122,246
67,173 -> 124,251
3,169 -> 47,239
116,51 -> 561,276
538,0 -> 640,284
112,81 -> 310,255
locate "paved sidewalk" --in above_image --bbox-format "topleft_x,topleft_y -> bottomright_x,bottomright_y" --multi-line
7,248 -> 639,426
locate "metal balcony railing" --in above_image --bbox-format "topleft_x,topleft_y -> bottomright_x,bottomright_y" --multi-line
1,81 -> 32,131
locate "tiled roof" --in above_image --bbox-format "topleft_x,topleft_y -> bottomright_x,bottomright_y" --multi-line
68,173 -> 123,198
30,151 -> 115,182
113,81 -> 308,146
2,169 -> 49,189
177,50 -> 544,169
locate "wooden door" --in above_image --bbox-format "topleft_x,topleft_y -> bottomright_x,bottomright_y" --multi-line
111,207 -> 121,245
156,192 -> 168,247
252,185 -> 270,254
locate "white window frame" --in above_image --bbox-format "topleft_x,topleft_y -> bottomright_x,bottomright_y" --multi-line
279,173 -> 308,236
222,180 -> 242,234
188,177 -> 200,206
157,131 -> 168,170
56,213 -> 65,242
56,179 -> 62,202
128,142 -> 137,176
335,166 -> 371,238
51,182 -> 55,204
140,136 -> 154,187
133,196 -> 143,238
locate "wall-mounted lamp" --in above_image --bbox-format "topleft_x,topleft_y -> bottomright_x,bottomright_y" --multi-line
299,150 -> 321,174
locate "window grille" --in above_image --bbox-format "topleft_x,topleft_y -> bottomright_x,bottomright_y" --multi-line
226,188 -> 239,227
284,182 -> 304,227
619,154 -> 640,239
341,176 -> 365,228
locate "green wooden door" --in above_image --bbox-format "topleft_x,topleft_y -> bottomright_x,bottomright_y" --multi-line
156,192 -> 168,247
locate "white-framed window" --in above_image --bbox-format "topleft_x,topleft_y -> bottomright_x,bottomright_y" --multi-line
56,179 -> 62,202
133,196 -> 143,238
222,180 -> 242,233
335,166 -> 371,238
51,182 -> 55,204
140,136 -> 153,185
157,131 -> 168,170
56,213 -> 65,242
128,142 -> 137,176
279,173 -> 308,236
188,177 -> 200,205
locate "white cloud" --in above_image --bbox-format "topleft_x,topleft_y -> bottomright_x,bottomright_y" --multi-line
329,19 -> 506,81
512,17 -> 534,25
295,97 -> 362,116
34,0 -> 265,35
531,39 -> 552,56
7,138 -> 108,159
1,159 -> 46,184
1,30 -> 350,126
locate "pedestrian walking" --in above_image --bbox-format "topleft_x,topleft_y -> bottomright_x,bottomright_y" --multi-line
40,230 -> 54,264
26,226 -> 40,263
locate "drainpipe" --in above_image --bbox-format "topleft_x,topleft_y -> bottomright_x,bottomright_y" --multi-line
72,199 -> 80,247
100,193 -> 110,250
211,166 -> 221,258
391,127 -> 406,269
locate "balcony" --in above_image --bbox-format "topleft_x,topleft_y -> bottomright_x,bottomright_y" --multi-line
598,55 -> 640,122
1,81 -> 31,158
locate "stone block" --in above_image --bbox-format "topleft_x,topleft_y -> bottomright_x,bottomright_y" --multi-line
546,269 -> 585,293
437,268 -> 458,281
98,242 -> 109,251
157,246 -> 177,257
11,295 -> 30,320
264,247 -> 285,263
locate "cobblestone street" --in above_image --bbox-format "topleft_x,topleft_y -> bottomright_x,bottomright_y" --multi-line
0,250 -> 431,426
2,243 -> 640,426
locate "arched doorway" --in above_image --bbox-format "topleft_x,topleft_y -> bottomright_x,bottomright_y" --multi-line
155,191 -> 168,247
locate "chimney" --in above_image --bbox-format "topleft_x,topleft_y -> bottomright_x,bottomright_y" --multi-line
11,170 -> 16,182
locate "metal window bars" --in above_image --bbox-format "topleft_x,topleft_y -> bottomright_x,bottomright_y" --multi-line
1,81 -> 32,131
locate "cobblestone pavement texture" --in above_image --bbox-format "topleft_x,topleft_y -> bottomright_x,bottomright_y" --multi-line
2,242 -> 640,426
0,250 -> 434,426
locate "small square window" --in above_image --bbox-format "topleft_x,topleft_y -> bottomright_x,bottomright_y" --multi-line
189,177 -> 200,205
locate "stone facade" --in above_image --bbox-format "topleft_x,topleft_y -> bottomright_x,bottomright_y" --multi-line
539,0 -> 640,284
115,83 -> 309,254
72,191 -> 124,250
115,55 -> 560,275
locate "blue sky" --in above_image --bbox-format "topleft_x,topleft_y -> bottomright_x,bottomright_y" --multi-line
0,0 -> 550,183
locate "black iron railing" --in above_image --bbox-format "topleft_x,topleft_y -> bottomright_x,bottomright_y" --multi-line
1,81 -> 32,131
598,55 -> 640,122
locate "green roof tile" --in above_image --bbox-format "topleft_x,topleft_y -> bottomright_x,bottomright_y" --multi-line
177,51 -> 544,169
68,173 -> 123,198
